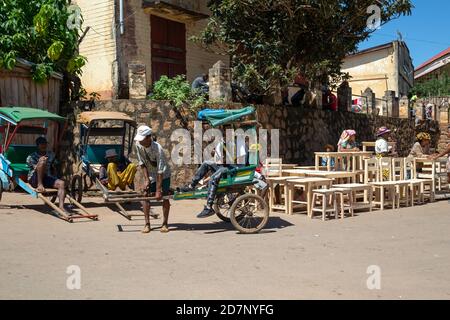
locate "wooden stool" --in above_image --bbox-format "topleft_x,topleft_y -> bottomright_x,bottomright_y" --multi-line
370,182 -> 397,210
311,189 -> 338,221
333,183 -> 374,218
334,188 -> 354,219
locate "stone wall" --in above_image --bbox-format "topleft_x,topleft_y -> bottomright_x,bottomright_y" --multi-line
60,100 -> 441,186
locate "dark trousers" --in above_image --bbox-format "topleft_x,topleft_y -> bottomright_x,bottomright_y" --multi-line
192,161 -> 229,207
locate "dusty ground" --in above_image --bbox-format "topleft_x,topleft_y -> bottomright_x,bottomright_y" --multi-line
0,192 -> 449,300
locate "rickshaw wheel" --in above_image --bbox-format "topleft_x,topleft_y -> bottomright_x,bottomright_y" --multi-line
0,181 -> 3,202
229,193 -> 269,234
214,192 -> 244,223
70,175 -> 83,203
82,174 -> 94,191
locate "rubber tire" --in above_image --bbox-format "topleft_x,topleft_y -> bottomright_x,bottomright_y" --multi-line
229,194 -> 269,234
0,181 -> 3,202
214,192 -> 241,222
82,173 -> 94,191
70,174 -> 83,203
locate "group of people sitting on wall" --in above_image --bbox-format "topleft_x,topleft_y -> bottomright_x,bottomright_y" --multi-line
320,126 -> 450,181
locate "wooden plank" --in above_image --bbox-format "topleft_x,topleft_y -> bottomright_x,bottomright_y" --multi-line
11,76 -> 19,105
48,79 -> 54,111
22,78 -> 31,106
42,80 -> 49,109
0,78 -> 6,106
36,83 -> 44,109
29,79 -> 37,108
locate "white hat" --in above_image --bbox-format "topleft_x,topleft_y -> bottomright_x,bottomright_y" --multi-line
105,149 -> 118,159
134,125 -> 152,142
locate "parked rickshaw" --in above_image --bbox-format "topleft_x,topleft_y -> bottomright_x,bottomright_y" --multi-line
174,106 -> 269,234
0,106 -> 98,223
71,111 -> 161,220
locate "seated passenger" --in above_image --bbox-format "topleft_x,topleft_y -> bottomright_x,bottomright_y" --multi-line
26,137 -> 68,213
99,149 -> 137,191
408,132 -> 431,158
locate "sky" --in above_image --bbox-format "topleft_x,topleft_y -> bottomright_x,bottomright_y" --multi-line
358,0 -> 450,69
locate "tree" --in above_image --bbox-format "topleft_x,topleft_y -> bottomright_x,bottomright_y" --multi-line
0,0 -> 86,99
194,0 -> 413,98
411,73 -> 450,97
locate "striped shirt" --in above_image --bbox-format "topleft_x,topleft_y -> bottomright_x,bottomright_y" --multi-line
135,141 -> 171,181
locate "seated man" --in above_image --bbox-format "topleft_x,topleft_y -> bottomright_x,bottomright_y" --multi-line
180,138 -> 266,219
99,149 -> 137,191
26,137 -> 67,213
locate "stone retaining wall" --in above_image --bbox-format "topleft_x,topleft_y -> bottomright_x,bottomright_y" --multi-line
60,100 -> 441,186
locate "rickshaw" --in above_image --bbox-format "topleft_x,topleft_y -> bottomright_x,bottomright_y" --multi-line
0,106 -> 98,223
71,111 -> 161,220
174,106 -> 269,234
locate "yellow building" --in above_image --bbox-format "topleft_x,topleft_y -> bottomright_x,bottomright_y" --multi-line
74,0 -> 228,99
341,41 -> 414,102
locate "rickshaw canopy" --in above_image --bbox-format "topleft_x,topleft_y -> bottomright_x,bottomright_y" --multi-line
197,106 -> 255,128
0,107 -> 66,124
77,111 -> 136,126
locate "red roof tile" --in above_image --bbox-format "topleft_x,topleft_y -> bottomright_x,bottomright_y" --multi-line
415,47 -> 450,71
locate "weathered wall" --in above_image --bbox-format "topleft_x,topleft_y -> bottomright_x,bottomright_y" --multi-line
75,0 -> 117,99
341,41 -> 414,100
60,101 -> 440,186
342,45 -> 395,99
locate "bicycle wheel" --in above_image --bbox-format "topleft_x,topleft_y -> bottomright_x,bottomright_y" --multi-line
229,193 -> 269,234
214,192 -> 242,222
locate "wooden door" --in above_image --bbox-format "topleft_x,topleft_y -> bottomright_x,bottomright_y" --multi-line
151,15 -> 186,83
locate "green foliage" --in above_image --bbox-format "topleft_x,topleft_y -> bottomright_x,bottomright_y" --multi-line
411,74 -> 450,97
194,0 -> 413,96
0,0 -> 85,82
151,75 -> 207,112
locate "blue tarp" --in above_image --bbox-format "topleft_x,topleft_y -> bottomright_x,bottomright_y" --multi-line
197,106 -> 256,127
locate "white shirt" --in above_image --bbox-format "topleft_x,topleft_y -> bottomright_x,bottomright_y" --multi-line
214,140 -> 247,165
375,138 -> 389,154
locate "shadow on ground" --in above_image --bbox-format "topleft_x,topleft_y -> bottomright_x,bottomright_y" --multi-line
117,216 -> 294,235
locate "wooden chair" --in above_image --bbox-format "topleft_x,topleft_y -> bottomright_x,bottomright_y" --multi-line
364,158 -> 379,202
390,158 -> 410,207
391,158 -> 405,181
264,158 -> 282,177
378,157 -> 392,181
404,157 -> 424,206
311,189 -> 338,221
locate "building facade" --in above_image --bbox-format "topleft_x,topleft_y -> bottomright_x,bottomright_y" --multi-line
74,0 -> 228,99
341,41 -> 414,101
414,47 -> 450,83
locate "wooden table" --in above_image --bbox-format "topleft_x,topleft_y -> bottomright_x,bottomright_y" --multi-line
314,152 -> 373,172
283,169 -> 357,183
286,177 -> 333,217
414,158 -> 449,193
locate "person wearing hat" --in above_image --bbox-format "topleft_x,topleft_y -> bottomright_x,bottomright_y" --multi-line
98,149 -> 137,191
134,125 -> 171,234
337,129 -> 359,152
26,137 -> 68,213
408,132 -> 431,158
375,127 -> 393,156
